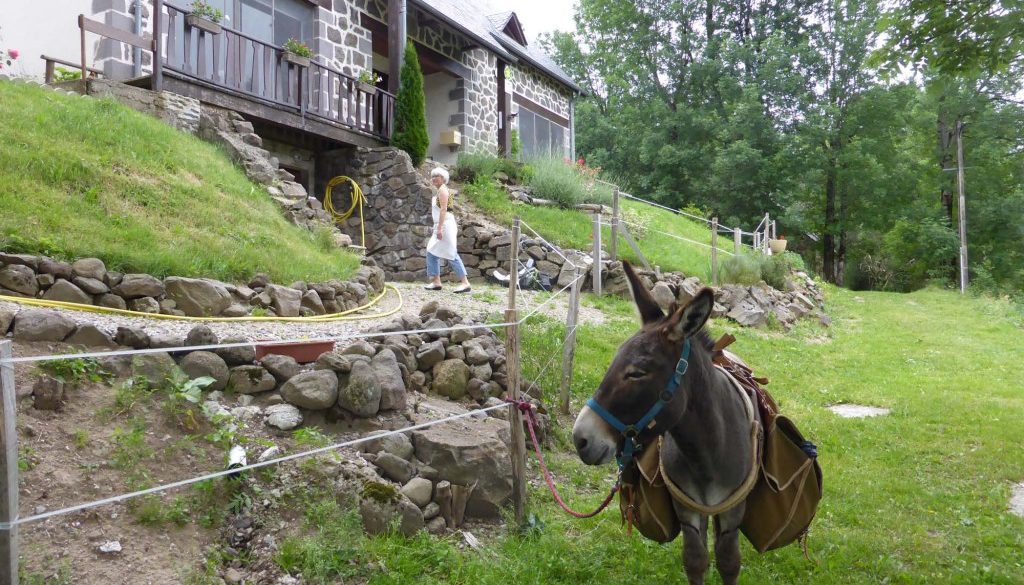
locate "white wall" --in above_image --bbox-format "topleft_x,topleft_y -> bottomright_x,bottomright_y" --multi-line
0,0 -> 92,79
423,71 -> 459,165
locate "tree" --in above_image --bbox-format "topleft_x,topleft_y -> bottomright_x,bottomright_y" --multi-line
879,0 -> 1024,76
392,42 -> 428,166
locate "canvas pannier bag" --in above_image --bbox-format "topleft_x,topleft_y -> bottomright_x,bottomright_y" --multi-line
740,414 -> 823,552
619,441 -> 680,543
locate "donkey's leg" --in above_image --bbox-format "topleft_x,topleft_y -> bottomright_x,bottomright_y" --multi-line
676,507 -> 709,585
712,504 -> 746,585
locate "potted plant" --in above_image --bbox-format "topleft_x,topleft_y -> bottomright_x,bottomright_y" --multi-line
282,38 -> 313,68
357,69 -> 380,95
186,0 -> 224,35
769,234 -> 788,254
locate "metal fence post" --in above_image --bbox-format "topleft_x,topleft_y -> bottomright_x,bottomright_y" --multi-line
505,218 -> 527,525
711,217 -> 719,285
592,213 -> 602,295
0,340 -> 19,585
734,227 -> 742,255
153,0 -> 163,92
559,266 -> 581,415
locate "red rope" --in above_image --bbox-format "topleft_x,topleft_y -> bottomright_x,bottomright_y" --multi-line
506,398 -> 619,519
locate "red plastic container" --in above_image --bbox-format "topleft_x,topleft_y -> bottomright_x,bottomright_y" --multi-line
254,340 -> 335,364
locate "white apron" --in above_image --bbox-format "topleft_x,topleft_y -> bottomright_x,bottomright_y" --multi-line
426,195 -> 458,260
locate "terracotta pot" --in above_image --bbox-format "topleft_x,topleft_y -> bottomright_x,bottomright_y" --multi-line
255,340 -> 334,364
185,14 -> 223,35
768,239 -> 788,254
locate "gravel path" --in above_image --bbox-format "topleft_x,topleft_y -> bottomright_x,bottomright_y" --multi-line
1,281 -> 606,349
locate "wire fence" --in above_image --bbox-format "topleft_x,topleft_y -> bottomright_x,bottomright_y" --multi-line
0,216 -> 591,583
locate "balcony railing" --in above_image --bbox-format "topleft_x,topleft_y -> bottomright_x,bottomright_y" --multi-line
160,1 -> 394,142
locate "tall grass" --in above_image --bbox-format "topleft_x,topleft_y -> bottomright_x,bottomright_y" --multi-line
0,80 -> 359,283
527,157 -> 612,208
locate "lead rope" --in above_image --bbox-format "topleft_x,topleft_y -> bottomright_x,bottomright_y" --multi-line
506,398 -> 620,519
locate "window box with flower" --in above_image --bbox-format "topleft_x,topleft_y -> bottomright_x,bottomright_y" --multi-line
186,1 -> 224,35
282,38 -> 313,68
357,70 -> 381,95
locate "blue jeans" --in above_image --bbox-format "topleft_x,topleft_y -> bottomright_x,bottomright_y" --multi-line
426,251 -> 467,278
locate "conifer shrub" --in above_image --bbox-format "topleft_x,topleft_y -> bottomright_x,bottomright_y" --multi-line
391,42 -> 429,166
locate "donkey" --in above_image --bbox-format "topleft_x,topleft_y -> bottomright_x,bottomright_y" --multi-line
573,262 -> 759,585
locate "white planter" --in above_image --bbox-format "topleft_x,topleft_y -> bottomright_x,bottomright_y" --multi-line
768,239 -> 788,254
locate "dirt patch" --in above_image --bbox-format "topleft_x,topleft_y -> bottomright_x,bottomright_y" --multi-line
827,404 -> 890,418
1010,483 -> 1024,518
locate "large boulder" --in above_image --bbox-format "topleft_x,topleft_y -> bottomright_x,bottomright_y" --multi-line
373,452 -> 416,483
164,277 -> 233,317
265,403 -> 303,430
180,351 -> 230,391
265,284 -> 301,318
228,365 -> 277,394
371,349 -> 407,411
337,360 -> 382,417
113,274 -> 165,299
412,407 -> 512,518
359,432 -> 414,461
0,308 -> 14,335
71,258 -> 105,280
131,352 -> 181,388
359,487 -> 423,537
280,370 -> 338,410
215,337 -> 256,366
432,360 -> 470,400
650,281 -> 676,311
114,326 -> 149,349
66,324 -> 116,348
12,310 -> 76,342
43,280 -> 92,305
0,264 -> 39,296
261,354 -> 303,382
415,341 -> 446,371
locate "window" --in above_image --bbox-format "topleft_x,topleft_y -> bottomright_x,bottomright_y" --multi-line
516,107 -> 568,159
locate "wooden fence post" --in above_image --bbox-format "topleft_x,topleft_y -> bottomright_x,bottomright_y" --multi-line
610,188 -> 620,261
711,217 -> 719,285
559,266 -> 581,415
592,213 -> 602,295
734,227 -> 742,255
505,218 -> 527,525
153,0 -> 163,92
0,341 -> 19,585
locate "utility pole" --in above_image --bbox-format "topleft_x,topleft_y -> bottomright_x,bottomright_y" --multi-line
956,121 -> 968,294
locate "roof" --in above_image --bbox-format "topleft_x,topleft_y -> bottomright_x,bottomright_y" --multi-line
410,0 -> 584,95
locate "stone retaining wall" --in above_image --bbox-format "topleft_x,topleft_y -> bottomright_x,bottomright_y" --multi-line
0,253 -> 384,322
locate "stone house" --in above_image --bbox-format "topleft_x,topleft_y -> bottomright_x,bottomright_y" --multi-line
35,0 -> 584,194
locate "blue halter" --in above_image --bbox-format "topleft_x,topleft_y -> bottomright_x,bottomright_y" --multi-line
586,339 -> 692,471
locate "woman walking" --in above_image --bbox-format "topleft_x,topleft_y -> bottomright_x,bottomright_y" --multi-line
424,167 -> 472,293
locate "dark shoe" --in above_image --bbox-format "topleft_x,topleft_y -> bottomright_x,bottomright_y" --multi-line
423,284 -> 443,291
453,284 -> 472,294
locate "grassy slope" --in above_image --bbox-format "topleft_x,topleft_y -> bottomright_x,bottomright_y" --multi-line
463,180 -> 734,282
0,80 -> 358,283
295,286 -> 1023,584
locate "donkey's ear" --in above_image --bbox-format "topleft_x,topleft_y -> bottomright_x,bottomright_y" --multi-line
664,288 -> 714,342
623,261 -> 663,324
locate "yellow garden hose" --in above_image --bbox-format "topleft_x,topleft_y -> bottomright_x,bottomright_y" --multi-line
0,284 -> 403,323
323,176 -> 366,249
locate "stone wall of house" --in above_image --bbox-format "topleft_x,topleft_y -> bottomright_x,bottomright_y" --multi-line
315,2 -> 374,78
461,48 -> 499,155
84,77 -> 201,134
509,63 -> 572,120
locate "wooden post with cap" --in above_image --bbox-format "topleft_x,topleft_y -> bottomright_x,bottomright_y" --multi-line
505,217 -> 527,524
0,340 -> 19,585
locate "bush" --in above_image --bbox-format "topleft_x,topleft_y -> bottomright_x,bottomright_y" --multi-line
525,157 -> 612,208
720,253 -> 763,286
454,152 -> 526,183
392,42 -> 428,167
879,218 -> 959,291
760,254 -> 790,290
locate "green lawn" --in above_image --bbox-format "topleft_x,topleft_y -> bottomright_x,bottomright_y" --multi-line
462,180 -> 735,282
282,286 -> 1023,584
0,80 -> 359,283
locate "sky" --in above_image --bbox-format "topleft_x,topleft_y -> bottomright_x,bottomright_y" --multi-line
482,0 -> 578,43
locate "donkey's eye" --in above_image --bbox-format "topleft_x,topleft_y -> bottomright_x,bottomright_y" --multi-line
626,370 -> 646,380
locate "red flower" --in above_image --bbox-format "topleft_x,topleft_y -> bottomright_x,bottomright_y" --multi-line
577,158 -> 585,166
7,49 -> 18,60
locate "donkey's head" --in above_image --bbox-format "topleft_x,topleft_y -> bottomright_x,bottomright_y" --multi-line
573,262 -> 715,466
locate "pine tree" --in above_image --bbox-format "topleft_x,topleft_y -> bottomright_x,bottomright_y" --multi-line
392,42 -> 429,166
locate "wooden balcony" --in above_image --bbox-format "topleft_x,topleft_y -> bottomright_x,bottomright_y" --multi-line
157,1 -> 394,146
